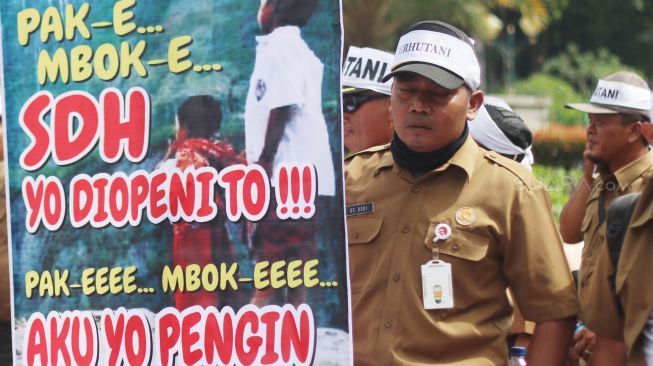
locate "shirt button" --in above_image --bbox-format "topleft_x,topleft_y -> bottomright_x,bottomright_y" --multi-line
353,231 -> 360,239
393,273 -> 401,281
384,320 -> 393,328
412,186 -> 420,193
402,226 -> 409,233
452,243 -> 461,251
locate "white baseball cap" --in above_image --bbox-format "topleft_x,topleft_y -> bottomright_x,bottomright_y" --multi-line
342,46 -> 394,95
566,71 -> 651,119
382,21 -> 481,91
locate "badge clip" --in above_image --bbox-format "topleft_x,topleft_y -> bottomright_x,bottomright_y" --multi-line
431,223 -> 452,261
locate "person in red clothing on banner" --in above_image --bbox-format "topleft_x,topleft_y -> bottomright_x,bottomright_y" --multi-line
160,95 -> 243,310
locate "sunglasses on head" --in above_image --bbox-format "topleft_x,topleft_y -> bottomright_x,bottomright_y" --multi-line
343,94 -> 388,113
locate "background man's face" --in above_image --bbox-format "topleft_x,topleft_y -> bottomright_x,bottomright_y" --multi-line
343,94 -> 392,153
391,73 -> 479,152
586,113 -> 638,165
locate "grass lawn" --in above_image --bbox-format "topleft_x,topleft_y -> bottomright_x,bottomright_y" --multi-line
532,164 -> 583,226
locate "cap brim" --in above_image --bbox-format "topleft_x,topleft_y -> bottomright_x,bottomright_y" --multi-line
565,103 -> 619,114
381,63 -> 464,90
342,85 -> 392,96
342,86 -> 366,94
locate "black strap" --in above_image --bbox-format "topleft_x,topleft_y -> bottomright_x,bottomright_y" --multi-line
598,191 -> 606,227
606,192 -> 641,316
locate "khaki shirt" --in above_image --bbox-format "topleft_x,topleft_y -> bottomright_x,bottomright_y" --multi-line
345,137 -> 578,366
579,152 -> 653,339
616,180 -> 653,366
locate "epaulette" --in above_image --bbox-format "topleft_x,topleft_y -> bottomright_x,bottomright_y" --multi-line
483,150 -> 535,189
344,143 -> 391,162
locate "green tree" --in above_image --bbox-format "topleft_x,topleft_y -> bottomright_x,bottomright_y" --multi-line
541,44 -> 645,97
537,0 -> 653,79
512,73 -> 584,125
343,0 -> 567,50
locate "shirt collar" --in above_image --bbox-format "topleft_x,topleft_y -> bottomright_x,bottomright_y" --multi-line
374,136 -> 478,181
444,135 -> 478,181
256,25 -> 300,44
612,150 -> 653,191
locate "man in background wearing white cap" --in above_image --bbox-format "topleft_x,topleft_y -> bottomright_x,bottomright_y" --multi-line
560,71 -> 653,365
615,91 -> 653,366
345,20 -> 578,365
342,46 -> 394,154
470,98 -> 535,171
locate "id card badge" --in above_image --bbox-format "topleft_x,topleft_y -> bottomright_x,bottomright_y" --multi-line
421,260 -> 454,310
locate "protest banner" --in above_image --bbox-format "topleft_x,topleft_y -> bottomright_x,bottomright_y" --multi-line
0,0 -> 350,364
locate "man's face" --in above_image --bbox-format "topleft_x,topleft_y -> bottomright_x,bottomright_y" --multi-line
586,113 -> 640,165
343,93 -> 393,153
390,73 -> 482,152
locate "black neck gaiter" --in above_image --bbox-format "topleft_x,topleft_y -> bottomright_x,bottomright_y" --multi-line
391,124 -> 469,173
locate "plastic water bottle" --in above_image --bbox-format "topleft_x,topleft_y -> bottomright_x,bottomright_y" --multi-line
509,346 -> 527,366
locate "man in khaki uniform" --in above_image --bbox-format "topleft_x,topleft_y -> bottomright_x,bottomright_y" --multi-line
560,72 -> 653,365
345,20 -> 578,366
615,94 -> 653,366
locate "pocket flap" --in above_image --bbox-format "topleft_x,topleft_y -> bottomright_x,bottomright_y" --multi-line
580,213 -> 593,233
440,232 -> 489,261
347,217 -> 383,245
424,222 -> 488,261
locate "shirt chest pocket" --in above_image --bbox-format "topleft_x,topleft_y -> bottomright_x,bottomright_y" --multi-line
347,216 -> 383,294
423,221 -> 489,262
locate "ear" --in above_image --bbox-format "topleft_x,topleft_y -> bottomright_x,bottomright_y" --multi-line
383,99 -> 393,123
466,90 -> 484,121
627,121 -> 644,144
642,123 -> 653,145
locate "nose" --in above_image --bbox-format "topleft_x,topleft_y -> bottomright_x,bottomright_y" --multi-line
343,112 -> 351,124
409,96 -> 431,114
586,121 -> 596,135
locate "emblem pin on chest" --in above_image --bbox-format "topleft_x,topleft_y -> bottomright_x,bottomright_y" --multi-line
433,223 -> 452,242
455,207 -> 476,226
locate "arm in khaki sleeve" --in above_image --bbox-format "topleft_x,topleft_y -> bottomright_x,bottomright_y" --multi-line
505,185 -> 579,322
527,316 -> 576,366
587,336 -> 626,366
559,148 -> 594,243
504,183 -> 579,364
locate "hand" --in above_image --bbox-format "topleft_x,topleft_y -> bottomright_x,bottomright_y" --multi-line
569,325 -> 597,362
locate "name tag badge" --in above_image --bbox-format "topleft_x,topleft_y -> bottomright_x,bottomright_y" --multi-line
421,260 -> 454,310
346,202 -> 374,217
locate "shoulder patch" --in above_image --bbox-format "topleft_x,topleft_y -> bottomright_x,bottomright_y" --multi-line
483,150 -> 535,189
345,143 -> 391,161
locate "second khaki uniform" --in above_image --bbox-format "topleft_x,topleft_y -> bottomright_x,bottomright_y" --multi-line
616,179 -> 653,366
579,152 -> 653,339
345,137 -> 579,366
